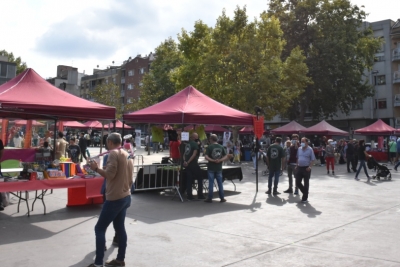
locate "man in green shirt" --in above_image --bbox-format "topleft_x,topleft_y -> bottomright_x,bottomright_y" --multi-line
204,134 -> 230,203
183,133 -> 204,200
266,137 -> 285,195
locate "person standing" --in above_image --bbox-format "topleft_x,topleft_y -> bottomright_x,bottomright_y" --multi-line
67,137 -> 81,163
388,138 -> 397,165
296,137 -> 316,203
352,139 -> 359,172
204,134 -> 229,203
0,138 -> 5,211
265,137 -> 285,195
325,139 -> 335,175
319,136 -> 327,166
183,133 -> 205,200
346,140 -> 355,172
284,135 -> 299,194
251,138 -> 261,174
88,133 -> 133,267
13,133 -> 23,148
79,132 -> 88,162
355,139 -> 372,181
55,132 -> 69,160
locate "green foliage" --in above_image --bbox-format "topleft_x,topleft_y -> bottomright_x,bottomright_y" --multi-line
137,7 -> 310,120
0,49 -> 28,75
268,0 -> 382,121
89,83 -> 135,119
138,38 -> 183,109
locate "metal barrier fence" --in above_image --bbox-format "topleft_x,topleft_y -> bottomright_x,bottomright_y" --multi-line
133,161 -> 183,202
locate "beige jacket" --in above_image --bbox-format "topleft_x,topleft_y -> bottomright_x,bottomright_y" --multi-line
104,149 -> 134,201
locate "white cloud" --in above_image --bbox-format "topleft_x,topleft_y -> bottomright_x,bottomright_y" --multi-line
0,0 -> 397,78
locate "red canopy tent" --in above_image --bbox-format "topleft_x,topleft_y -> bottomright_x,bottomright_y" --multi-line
354,119 -> 396,135
300,120 -> 348,136
123,86 -> 253,125
13,120 -> 44,126
107,120 -> 131,129
239,126 -> 253,134
204,125 -> 227,133
84,120 -> 103,129
57,121 -> 87,129
270,120 -> 306,135
0,69 -> 116,120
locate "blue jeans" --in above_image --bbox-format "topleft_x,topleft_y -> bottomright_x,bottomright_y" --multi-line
94,195 -> 131,265
395,160 -> 400,169
268,170 -> 280,190
355,160 -> 370,178
207,171 -> 224,200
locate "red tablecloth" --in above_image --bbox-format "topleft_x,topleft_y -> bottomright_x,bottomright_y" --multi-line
2,148 -> 36,162
368,151 -> 388,162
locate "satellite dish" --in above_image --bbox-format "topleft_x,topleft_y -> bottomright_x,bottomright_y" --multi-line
123,134 -> 132,140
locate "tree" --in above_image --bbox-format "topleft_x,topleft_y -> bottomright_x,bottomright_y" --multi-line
268,0 -> 382,122
89,83 -> 135,119
173,7 -> 311,119
0,49 -> 28,75
137,38 -> 183,109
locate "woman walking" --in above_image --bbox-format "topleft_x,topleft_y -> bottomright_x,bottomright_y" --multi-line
325,139 -> 335,175
355,140 -> 372,182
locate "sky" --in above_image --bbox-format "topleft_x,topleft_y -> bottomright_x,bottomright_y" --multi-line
1,0 -> 399,79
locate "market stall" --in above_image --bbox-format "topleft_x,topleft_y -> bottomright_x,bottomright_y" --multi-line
270,120 -> 306,135
300,120 -> 349,136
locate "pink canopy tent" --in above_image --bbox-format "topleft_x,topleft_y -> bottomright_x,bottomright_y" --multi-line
58,121 -> 87,129
239,126 -> 253,134
84,120 -> 103,129
13,120 -> 44,126
300,120 -> 348,136
354,119 -> 396,135
270,120 -> 306,135
123,86 -> 253,125
0,69 -> 116,120
205,125 -> 227,133
107,120 -> 131,129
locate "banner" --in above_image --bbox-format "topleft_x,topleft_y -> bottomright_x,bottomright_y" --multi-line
151,126 -> 164,143
252,116 -> 264,139
1,119 -> 8,146
24,120 -> 33,148
58,121 -> 64,132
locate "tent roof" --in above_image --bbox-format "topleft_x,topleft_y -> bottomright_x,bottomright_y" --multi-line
300,120 -> 348,136
204,125 -> 227,133
270,120 -> 306,134
84,120 -> 102,129
123,86 -> 253,125
0,68 -> 116,120
239,126 -> 253,134
13,119 -> 44,126
107,120 -> 131,129
354,119 -> 396,135
58,121 -> 87,129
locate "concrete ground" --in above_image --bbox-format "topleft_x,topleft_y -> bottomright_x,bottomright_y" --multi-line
1,146 -> 400,267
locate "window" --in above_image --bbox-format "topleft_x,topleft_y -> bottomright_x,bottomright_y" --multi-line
105,79 -> 109,84
352,102 -> 363,110
128,70 -> 134,76
0,63 -> 7,77
377,36 -> 385,52
375,75 -> 386,85
127,98 -> 133,104
374,56 -> 385,62
112,77 -> 116,83
139,82 -> 143,87
127,84 -> 134,90
139,68 -> 145,74
377,99 -> 387,109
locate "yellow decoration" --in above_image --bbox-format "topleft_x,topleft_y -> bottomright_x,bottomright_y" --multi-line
151,126 -> 164,143
188,125 -> 206,140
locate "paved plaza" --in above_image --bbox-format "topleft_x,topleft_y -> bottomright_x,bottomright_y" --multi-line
0,147 -> 399,267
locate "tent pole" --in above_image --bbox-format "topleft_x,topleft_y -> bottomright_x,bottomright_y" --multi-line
255,137 -> 258,192
100,124 -> 104,154
122,120 -> 125,138
147,123 -> 150,155
53,119 -> 57,160
113,119 -> 116,132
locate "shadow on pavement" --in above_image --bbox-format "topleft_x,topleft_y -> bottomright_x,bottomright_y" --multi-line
69,246 -> 116,267
295,202 -> 322,218
266,194 -> 287,206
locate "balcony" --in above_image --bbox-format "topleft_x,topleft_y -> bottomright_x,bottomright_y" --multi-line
121,78 -> 125,84
393,48 -> 400,61
394,71 -> 400,84
394,94 -> 400,107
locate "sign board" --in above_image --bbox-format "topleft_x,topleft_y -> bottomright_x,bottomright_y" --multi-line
181,132 -> 189,141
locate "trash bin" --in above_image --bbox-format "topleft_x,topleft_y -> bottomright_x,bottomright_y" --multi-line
243,148 -> 252,161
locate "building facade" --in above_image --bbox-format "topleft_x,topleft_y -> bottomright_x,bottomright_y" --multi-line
80,67 -> 120,101
266,19 -> 400,138
46,65 -> 85,96
0,55 -> 16,85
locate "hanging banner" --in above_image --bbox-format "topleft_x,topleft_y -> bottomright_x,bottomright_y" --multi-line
58,121 -> 64,132
24,120 -> 33,148
253,116 -> 264,139
1,119 -> 9,146
377,136 -> 384,150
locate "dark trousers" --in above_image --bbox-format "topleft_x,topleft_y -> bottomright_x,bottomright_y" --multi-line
287,165 -> 298,189
80,147 -> 87,162
184,164 -> 204,197
352,156 -> 358,171
320,151 -> 325,165
295,167 -> 311,201
346,154 -> 355,171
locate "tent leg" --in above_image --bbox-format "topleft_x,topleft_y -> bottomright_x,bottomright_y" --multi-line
256,137 -> 258,192
122,120 -> 125,139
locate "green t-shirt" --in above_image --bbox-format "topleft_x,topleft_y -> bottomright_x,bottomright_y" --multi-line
184,140 -> 199,166
206,143 -> 226,172
389,141 -> 396,153
267,144 -> 284,171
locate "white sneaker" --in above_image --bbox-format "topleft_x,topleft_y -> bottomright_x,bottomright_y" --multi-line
355,177 -> 360,181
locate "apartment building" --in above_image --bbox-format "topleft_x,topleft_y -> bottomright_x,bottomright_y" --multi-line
0,55 -> 16,85
120,53 -> 155,106
46,65 -> 85,96
80,66 -> 120,101
266,19 -> 400,135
